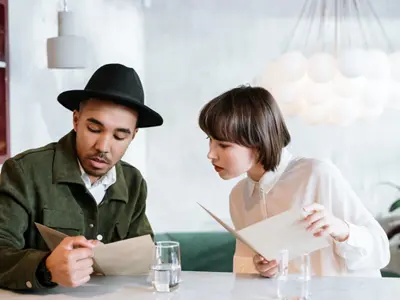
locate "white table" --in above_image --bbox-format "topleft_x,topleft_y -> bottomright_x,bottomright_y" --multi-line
0,272 -> 399,299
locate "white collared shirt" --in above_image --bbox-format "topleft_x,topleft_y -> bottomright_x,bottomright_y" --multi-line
230,149 -> 390,277
78,161 -> 116,205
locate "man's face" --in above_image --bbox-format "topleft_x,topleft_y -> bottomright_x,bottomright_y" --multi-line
73,98 -> 139,182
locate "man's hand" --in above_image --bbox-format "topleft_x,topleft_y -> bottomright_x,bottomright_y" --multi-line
87,240 -> 105,276
253,254 -> 278,278
88,240 -> 104,247
45,236 -> 95,288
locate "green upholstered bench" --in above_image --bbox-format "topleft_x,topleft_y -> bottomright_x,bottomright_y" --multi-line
155,232 -> 235,272
154,231 -> 400,278
381,270 -> 400,278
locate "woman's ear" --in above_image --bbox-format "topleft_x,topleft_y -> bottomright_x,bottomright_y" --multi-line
252,148 -> 261,163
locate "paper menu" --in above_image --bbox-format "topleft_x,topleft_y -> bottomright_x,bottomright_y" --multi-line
198,203 -> 330,261
197,204 -> 259,254
35,222 -> 154,276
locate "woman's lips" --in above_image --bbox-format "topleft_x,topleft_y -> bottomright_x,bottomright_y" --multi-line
213,165 -> 224,172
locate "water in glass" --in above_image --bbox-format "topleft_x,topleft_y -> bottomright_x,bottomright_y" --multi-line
151,241 -> 181,292
276,249 -> 311,300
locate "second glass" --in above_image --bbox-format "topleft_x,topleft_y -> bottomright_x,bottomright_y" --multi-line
151,241 -> 181,292
276,249 -> 311,300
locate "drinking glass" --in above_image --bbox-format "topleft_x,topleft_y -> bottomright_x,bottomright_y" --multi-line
151,241 -> 181,292
276,249 -> 311,300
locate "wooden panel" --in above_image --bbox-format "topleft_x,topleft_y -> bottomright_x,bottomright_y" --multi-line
0,0 -> 9,163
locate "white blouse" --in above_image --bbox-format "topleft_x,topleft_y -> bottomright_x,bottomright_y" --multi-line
229,149 -> 390,277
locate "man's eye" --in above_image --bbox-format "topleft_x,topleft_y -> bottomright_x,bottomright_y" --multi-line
88,126 -> 100,133
114,135 -> 125,141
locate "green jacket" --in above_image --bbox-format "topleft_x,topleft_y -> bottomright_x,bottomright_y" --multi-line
0,130 -> 153,290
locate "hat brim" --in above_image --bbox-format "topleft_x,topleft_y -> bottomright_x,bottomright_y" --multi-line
57,89 -> 163,128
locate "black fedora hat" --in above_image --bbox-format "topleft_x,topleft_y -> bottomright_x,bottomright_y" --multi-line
57,63 -> 163,128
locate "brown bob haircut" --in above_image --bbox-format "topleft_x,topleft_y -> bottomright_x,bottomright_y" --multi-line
198,86 -> 291,172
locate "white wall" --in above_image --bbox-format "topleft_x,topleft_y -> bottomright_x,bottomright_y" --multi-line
8,0 -> 149,176
7,0 -> 400,233
143,0 -> 400,232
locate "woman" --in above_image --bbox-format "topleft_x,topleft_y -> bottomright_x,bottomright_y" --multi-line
198,85 -> 390,277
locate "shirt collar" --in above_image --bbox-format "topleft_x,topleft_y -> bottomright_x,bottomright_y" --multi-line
77,159 -> 117,190
244,148 -> 293,199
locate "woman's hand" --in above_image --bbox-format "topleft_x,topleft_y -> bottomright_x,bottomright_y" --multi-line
253,254 -> 278,278
302,203 -> 350,242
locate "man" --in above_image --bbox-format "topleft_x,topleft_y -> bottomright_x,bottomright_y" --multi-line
0,63 -> 163,290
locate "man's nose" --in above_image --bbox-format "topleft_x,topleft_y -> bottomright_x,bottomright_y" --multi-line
95,135 -> 111,154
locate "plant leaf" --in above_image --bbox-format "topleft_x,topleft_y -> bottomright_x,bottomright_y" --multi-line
389,199 -> 400,212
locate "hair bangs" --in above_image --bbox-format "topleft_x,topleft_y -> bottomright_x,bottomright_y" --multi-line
198,97 -> 244,144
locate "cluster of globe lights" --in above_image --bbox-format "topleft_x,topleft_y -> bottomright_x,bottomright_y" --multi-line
260,48 -> 400,126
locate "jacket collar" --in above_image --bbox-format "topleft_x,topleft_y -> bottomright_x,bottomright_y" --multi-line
244,148 -> 293,199
52,130 -> 128,203
78,159 -> 117,190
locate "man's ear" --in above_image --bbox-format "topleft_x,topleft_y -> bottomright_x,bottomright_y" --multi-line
73,110 -> 80,132
132,128 -> 139,140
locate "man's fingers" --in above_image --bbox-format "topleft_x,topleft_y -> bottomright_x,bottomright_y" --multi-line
61,236 -> 95,250
75,257 -> 94,270
71,267 -> 93,282
69,248 -> 94,262
71,275 -> 91,288
88,240 -> 104,247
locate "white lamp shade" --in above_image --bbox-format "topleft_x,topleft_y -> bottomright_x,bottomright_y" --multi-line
47,36 -> 87,69
307,52 -> 336,83
278,100 -> 305,117
262,45 -> 396,125
271,80 -> 304,105
364,49 -> 390,80
303,82 -> 332,105
332,72 -> 365,98
338,48 -> 367,78
272,81 -> 305,117
300,102 -> 331,125
260,61 -> 284,90
47,11 -> 87,69
277,51 -> 307,82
